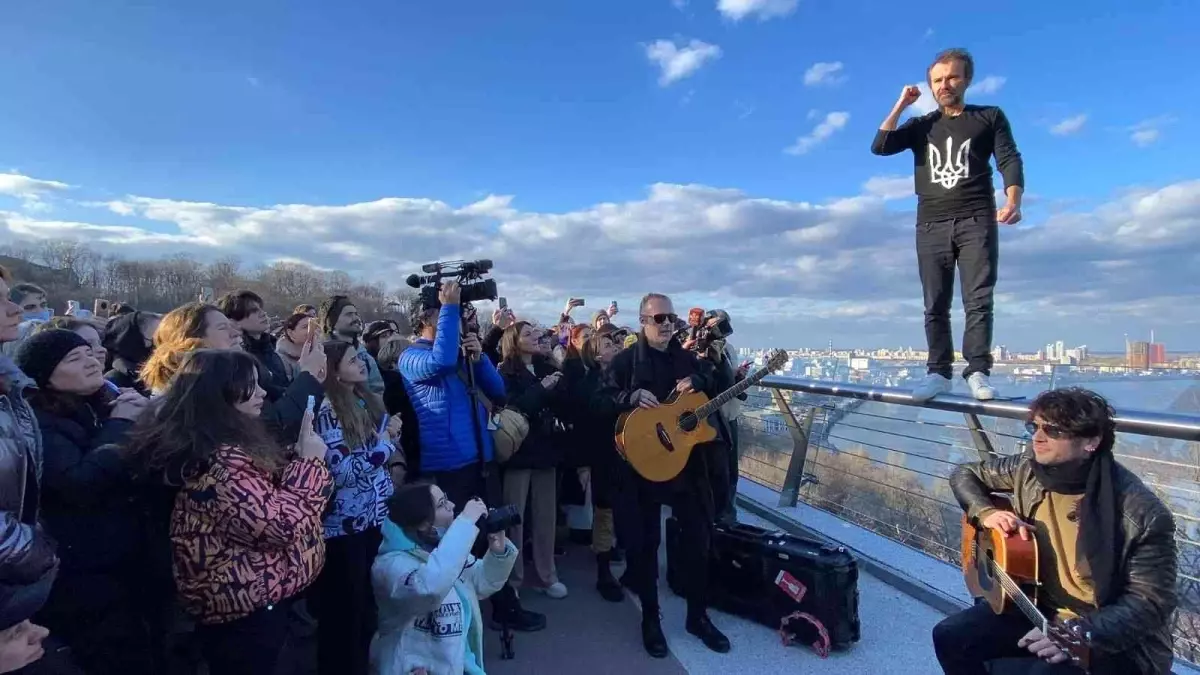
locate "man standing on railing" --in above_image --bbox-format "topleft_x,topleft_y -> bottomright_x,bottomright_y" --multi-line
871,47 -> 1024,403
935,388 -> 1177,675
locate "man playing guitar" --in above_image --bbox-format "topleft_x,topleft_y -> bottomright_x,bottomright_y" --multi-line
598,292 -> 733,658
935,388 -> 1177,674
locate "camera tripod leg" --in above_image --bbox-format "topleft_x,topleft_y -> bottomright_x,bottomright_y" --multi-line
500,623 -> 515,660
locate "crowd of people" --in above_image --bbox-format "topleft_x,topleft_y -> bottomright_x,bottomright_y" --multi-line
0,269 -> 749,675
0,261 -> 1181,675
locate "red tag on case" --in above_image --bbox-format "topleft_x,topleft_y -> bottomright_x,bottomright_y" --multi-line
775,570 -> 806,603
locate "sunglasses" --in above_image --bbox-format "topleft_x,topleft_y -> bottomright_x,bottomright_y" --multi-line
641,313 -> 678,326
1025,421 -> 1072,440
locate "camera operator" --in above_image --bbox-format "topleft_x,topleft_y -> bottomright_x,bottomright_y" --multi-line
398,282 -> 546,634
369,483 -> 516,675
681,309 -> 746,522
599,293 -> 733,659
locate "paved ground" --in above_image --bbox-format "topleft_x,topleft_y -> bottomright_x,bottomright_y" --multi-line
485,507 -> 947,675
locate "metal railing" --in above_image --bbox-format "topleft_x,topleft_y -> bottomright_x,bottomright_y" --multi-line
734,376 -> 1200,665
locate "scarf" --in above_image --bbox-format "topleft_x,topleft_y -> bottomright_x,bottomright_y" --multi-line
1030,450 -> 1119,604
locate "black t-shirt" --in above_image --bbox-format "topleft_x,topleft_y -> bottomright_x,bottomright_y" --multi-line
871,105 -> 1024,223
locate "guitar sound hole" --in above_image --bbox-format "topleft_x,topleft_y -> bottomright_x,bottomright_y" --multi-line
984,548 -> 996,579
678,412 -> 698,432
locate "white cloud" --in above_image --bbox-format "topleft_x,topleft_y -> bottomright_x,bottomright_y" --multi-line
784,111 -> 849,155
672,0 -> 688,8
0,173 -> 70,198
644,38 -> 722,86
1129,116 -> 1173,147
717,0 -> 799,21
969,75 -> 1006,95
3,169 -> 1200,348
1050,114 -> 1087,136
862,175 -> 912,201
0,172 -> 71,214
803,61 -> 845,87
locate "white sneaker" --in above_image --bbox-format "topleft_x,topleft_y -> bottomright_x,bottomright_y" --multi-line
967,372 -> 996,401
537,582 -> 568,599
911,373 -> 952,402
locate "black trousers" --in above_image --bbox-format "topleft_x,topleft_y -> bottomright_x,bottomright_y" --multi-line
33,570 -> 156,675
310,527 -> 383,675
194,599 -> 293,675
616,448 -> 718,616
723,418 -> 740,520
932,602 -> 1135,675
916,214 -> 998,379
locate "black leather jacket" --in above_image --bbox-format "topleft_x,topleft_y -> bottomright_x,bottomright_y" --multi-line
950,452 -> 1177,675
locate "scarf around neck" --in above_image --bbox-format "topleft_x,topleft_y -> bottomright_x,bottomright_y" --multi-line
1030,449 -> 1119,605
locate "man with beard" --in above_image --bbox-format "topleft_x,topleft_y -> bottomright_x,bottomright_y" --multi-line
320,295 -> 384,395
871,47 -> 1024,404
934,388 -> 1176,675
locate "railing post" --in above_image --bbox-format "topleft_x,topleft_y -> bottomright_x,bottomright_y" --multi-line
962,413 -> 996,461
772,388 -> 817,508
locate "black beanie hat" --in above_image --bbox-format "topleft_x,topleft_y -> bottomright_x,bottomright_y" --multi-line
319,295 -> 353,336
15,329 -> 92,389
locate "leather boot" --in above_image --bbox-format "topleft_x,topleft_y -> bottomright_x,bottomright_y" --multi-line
595,552 -> 623,603
641,608 -> 668,658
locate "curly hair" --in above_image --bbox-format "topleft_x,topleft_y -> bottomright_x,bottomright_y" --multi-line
125,349 -> 285,479
139,302 -> 221,393
1028,387 -> 1117,454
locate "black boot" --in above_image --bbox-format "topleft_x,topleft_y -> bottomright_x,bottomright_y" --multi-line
685,607 -> 730,654
641,608 -> 668,658
596,552 -> 623,603
489,585 -> 547,633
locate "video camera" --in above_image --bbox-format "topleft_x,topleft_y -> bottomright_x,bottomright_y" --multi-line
678,308 -> 733,355
405,259 -> 499,310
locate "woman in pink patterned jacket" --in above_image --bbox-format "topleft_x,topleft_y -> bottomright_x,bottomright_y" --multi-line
125,349 -> 333,675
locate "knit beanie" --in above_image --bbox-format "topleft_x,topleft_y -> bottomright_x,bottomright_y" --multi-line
15,329 -> 91,388
319,295 -> 353,336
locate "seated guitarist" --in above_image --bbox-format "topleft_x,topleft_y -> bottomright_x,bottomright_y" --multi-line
935,387 -> 1177,674
597,292 -> 733,659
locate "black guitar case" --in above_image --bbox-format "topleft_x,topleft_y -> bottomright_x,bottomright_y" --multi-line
666,518 -> 861,651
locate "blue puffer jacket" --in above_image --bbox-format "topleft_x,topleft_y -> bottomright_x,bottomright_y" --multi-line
398,304 -> 505,473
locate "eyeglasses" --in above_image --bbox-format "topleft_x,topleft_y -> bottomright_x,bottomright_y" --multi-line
1025,421 -> 1072,440
640,313 -> 678,326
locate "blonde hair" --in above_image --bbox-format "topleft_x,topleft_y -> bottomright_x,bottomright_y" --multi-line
140,302 -> 220,393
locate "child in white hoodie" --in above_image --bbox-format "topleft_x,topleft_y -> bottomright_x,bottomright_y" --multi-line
370,482 -> 516,675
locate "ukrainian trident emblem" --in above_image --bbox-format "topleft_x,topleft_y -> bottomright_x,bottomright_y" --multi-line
928,136 -> 971,189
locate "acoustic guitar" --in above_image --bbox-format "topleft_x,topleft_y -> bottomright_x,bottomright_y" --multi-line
961,500 -> 1092,671
614,349 -> 788,482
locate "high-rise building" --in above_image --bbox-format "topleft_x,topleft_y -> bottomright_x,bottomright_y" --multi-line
1127,341 -> 1150,369
1149,343 -> 1167,366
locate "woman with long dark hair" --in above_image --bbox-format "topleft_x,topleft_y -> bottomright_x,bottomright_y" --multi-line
564,327 -> 625,601
370,482 -> 515,675
124,349 -> 331,675
496,322 -> 568,599
15,329 -> 153,674
309,340 -> 403,675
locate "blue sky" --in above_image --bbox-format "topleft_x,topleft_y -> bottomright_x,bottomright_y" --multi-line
1,0 -> 1198,350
